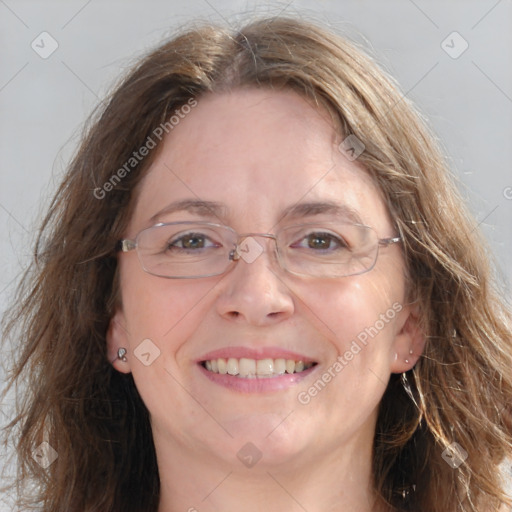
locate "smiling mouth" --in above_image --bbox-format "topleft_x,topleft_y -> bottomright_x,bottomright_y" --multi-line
201,357 -> 317,378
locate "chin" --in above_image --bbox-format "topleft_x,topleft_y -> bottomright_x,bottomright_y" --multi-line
220,412 -> 312,465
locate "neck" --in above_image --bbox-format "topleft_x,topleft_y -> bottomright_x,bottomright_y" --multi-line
155,428 -> 387,512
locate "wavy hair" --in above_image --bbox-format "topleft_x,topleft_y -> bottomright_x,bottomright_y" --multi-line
2,16 -> 511,512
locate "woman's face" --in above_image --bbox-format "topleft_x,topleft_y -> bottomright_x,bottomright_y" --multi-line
108,88 -> 422,472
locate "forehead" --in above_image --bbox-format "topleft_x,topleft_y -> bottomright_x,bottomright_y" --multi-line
130,88 -> 391,231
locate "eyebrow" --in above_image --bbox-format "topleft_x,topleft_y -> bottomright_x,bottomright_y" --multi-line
149,199 -> 227,224
149,199 -> 362,225
278,201 -> 363,224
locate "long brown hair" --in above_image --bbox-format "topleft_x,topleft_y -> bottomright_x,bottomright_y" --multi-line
2,16 -> 511,512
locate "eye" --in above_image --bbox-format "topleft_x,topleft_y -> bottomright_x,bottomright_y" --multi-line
168,232 -> 219,251
292,231 -> 349,251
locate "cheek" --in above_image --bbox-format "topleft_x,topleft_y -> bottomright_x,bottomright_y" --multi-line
295,273 -> 403,347
119,259 -> 216,346
294,278 -> 403,424
117,266 -> 221,413
293,273 -> 406,415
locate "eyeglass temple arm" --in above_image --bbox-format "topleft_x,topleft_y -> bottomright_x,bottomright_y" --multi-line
117,239 -> 137,252
379,236 -> 402,247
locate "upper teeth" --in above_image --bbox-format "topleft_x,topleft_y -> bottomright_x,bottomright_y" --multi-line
203,357 -> 314,378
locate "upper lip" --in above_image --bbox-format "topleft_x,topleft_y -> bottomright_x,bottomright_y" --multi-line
197,346 -> 317,364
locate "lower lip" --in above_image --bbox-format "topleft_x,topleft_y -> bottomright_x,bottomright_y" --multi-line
198,364 -> 317,393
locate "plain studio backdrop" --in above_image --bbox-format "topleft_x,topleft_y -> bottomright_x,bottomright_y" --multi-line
0,0 -> 511,509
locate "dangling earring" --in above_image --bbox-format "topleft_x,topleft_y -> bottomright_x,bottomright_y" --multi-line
399,370 -> 419,504
398,484 -> 417,502
401,371 -> 419,408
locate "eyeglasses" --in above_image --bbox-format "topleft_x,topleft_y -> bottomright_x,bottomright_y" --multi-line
117,221 -> 402,279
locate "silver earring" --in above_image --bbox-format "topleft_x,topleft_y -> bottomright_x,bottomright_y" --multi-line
405,358 -> 410,364
400,483 -> 417,501
117,348 -> 127,362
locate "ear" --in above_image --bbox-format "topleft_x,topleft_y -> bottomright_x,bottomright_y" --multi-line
106,308 -> 132,374
390,302 -> 425,374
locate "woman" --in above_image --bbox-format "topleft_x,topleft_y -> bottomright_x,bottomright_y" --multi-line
1,15 -> 511,512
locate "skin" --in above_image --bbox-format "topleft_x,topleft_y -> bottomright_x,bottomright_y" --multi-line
107,88 -> 425,512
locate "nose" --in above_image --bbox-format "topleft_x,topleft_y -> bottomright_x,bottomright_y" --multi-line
215,235 -> 295,326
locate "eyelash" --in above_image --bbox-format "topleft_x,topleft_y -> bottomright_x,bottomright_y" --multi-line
166,230 -> 349,252
167,232 -> 219,251
291,232 -> 348,251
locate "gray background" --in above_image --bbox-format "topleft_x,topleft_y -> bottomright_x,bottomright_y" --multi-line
1,0 -> 511,508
